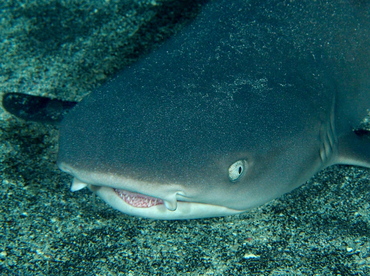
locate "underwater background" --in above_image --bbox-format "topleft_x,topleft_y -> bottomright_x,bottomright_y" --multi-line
1,0 -> 369,274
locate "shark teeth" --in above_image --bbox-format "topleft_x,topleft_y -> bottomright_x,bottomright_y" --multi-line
114,189 -> 164,208
71,178 -> 88,191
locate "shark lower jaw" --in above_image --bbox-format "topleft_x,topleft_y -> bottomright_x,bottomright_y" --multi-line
78,183 -> 245,219
75,182 -> 244,220
92,186 -> 244,220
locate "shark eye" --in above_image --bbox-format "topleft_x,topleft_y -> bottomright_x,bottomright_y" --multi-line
228,160 -> 247,182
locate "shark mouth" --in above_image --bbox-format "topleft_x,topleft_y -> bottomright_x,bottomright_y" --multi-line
114,189 -> 164,208
65,175 -> 244,219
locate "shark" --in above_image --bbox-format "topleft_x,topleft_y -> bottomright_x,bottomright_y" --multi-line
43,0 -> 370,219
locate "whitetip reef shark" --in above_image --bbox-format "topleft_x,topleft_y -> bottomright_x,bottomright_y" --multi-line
4,0 -> 370,219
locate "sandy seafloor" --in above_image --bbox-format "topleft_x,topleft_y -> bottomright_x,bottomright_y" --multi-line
0,0 -> 369,275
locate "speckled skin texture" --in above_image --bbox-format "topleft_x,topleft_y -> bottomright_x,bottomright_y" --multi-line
1,0 -> 369,274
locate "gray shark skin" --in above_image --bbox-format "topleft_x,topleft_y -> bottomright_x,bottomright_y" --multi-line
57,0 -> 370,219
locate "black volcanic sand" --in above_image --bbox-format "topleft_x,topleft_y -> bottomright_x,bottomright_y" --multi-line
1,1 -> 369,275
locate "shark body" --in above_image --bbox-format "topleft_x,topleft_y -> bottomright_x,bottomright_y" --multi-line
57,0 -> 370,219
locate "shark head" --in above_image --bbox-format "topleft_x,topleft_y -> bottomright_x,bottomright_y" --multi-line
57,0 -> 370,219
58,134 -> 318,220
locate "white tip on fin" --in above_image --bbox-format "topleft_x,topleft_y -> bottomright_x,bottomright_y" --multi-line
71,178 -> 88,192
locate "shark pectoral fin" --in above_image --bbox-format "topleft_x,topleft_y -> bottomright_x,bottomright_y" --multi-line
2,92 -> 78,124
336,130 -> 370,168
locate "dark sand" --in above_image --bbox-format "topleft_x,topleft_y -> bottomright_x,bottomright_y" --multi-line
1,1 -> 369,275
